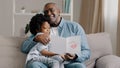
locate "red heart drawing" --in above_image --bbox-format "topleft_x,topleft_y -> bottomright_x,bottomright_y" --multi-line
71,44 -> 77,49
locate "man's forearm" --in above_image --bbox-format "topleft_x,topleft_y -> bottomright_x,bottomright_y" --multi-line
21,36 -> 37,54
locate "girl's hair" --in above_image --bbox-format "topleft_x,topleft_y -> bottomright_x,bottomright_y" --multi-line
29,13 -> 49,35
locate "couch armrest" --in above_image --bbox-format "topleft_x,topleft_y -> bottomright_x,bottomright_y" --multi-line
96,55 -> 120,68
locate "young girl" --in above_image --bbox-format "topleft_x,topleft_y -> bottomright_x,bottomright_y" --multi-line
25,14 -> 64,68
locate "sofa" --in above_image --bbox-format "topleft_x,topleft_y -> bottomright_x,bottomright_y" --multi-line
0,32 -> 120,68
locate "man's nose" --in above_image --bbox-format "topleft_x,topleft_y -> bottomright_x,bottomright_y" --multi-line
47,10 -> 52,15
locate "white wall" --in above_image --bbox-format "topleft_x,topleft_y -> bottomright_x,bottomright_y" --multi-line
0,0 -> 81,37
104,0 -> 118,54
0,0 -> 13,36
73,0 -> 81,23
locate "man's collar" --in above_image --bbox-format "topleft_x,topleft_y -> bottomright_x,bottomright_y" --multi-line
58,17 -> 64,28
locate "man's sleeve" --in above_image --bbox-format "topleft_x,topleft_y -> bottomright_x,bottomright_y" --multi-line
21,35 -> 37,54
74,23 -> 91,62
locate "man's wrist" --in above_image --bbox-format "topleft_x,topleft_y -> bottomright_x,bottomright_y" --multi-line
33,38 -> 37,42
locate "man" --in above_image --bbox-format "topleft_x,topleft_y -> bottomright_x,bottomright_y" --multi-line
21,2 -> 90,68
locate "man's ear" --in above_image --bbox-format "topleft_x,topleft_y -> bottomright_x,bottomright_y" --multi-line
58,8 -> 61,13
58,9 -> 61,15
58,9 -> 61,16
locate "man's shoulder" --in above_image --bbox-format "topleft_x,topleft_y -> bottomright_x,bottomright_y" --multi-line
63,20 -> 80,27
63,19 -> 79,24
61,18 -> 82,28
26,34 -> 35,41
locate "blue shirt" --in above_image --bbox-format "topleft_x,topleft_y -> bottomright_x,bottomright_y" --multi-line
21,18 -> 90,63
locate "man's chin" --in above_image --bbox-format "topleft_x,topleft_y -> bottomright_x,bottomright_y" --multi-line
50,24 -> 55,27
49,21 -> 55,25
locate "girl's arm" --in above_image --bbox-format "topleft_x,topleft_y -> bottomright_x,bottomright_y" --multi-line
40,49 -> 58,57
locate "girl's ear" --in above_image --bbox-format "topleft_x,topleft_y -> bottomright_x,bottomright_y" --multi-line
36,29 -> 39,33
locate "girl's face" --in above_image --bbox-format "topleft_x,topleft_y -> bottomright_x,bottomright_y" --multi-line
40,21 -> 50,34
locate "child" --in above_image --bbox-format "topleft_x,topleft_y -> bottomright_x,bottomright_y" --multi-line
25,14 -> 64,68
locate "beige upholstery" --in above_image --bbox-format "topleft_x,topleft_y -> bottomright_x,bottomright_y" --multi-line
0,32 -> 120,68
85,33 -> 113,68
0,36 -> 26,68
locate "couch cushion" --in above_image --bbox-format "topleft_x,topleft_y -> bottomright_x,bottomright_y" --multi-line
85,33 -> 113,68
96,55 -> 120,68
0,36 -> 26,68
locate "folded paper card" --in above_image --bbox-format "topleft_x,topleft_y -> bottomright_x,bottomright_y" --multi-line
49,36 -> 81,54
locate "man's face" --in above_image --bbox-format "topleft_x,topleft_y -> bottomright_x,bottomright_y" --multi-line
43,4 -> 60,27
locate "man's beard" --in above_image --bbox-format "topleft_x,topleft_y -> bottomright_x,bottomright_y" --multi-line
50,23 -> 59,27
49,17 -> 61,27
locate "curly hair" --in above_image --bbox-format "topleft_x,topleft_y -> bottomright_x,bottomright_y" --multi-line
29,13 -> 49,35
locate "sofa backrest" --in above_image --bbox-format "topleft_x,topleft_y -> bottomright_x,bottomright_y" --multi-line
0,36 -> 26,68
0,32 -> 113,68
85,33 -> 113,68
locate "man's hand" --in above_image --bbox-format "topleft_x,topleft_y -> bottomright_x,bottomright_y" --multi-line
64,53 -> 76,61
60,54 -> 66,61
34,33 -> 50,45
